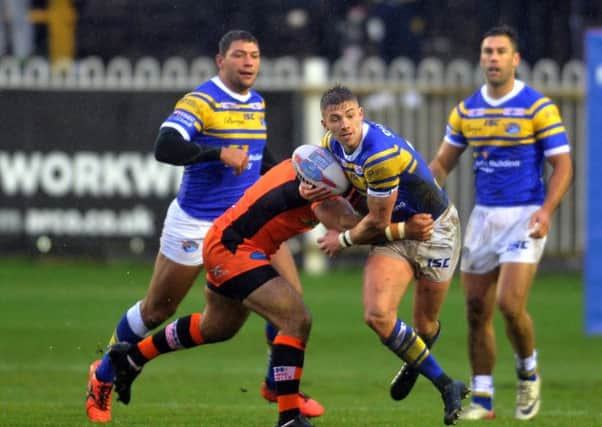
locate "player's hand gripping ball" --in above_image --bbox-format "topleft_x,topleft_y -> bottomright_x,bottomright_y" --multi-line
292,144 -> 350,195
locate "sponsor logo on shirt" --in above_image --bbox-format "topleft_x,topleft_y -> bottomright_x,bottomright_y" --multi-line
250,251 -> 268,260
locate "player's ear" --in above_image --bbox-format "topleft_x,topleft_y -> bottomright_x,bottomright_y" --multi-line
215,54 -> 224,69
321,119 -> 327,129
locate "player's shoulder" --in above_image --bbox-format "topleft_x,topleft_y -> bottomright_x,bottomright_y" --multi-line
460,86 -> 485,109
364,121 -> 402,151
517,82 -> 549,103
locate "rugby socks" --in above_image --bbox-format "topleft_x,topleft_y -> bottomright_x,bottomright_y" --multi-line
384,319 -> 452,391
127,313 -> 204,368
515,350 -> 538,380
471,375 -> 494,409
272,335 -> 305,425
96,301 -> 149,382
264,322 -> 279,389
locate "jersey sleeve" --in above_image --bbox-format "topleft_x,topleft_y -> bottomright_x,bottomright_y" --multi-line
160,92 -> 212,141
364,145 -> 413,197
443,103 -> 468,148
531,97 -> 570,156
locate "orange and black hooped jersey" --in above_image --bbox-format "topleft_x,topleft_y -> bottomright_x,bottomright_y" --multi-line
206,159 -> 318,257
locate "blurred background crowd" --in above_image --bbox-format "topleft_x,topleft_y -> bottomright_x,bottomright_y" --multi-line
1,0 -> 601,67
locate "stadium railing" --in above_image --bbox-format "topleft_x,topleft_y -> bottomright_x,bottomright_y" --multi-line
0,55 -> 583,268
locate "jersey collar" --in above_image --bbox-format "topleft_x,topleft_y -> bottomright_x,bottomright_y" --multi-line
341,122 -> 370,162
480,79 -> 525,106
211,76 -> 253,102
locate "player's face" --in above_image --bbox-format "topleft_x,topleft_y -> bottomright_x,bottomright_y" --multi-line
321,101 -> 364,153
480,35 -> 519,88
216,40 -> 260,94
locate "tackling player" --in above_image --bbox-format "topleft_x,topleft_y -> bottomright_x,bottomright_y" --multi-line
105,158 -> 432,427
429,25 -> 573,420
86,30 -> 323,422
314,85 -> 469,425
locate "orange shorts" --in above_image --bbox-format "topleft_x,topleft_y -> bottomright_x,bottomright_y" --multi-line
203,226 -> 278,301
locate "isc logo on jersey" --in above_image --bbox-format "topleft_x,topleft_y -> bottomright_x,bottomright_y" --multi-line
292,144 -> 349,195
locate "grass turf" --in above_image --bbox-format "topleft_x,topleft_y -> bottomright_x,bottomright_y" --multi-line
0,257 -> 600,426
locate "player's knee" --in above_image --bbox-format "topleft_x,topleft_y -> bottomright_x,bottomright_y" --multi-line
466,296 -> 488,328
497,299 -> 523,322
295,307 -> 312,340
364,311 -> 390,338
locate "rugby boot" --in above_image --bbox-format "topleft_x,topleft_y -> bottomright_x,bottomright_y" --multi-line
261,381 -> 325,417
276,414 -> 314,427
515,375 -> 541,420
459,402 -> 496,420
108,342 -> 141,405
86,360 -> 113,423
390,363 -> 420,401
441,380 -> 470,425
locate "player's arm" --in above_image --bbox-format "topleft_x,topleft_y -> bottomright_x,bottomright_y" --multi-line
154,127 -> 248,174
316,192 -> 433,256
260,145 -> 277,174
429,141 -> 464,186
312,196 -> 361,231
528,152 -> 573,238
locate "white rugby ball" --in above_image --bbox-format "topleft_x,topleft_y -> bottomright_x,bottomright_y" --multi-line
292,144 -> 349,195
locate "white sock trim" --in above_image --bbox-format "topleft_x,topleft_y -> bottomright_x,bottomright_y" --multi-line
472,375 -> 494,396
127,301 -> 150,338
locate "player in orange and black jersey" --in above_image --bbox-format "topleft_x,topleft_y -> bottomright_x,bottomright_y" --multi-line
106,159 -> 433,427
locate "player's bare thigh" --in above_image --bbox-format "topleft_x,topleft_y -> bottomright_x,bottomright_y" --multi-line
140,252 -> 203,328
362,254 -> 414,338
200,286 -> 250,343
412,276 -> 451,336
462,269 -> 499,325
243,276 -> 312,340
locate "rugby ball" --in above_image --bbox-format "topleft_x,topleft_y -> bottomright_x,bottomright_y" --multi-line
292,144 -> 349,195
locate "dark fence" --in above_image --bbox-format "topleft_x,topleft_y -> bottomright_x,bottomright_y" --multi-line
0,89 -> 297,259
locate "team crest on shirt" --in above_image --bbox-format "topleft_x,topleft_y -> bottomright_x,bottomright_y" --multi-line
505,123 -> 521,134
181,240 -> 199,253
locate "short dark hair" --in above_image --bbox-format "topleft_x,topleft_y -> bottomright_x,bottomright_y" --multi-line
320,85 -> 358,112
218,30 -> 258,56
481,25 -> 519,52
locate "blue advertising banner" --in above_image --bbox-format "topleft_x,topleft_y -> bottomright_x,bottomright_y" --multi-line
586,30 -> 602,335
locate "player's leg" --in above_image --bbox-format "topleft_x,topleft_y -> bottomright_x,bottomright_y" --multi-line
497,262 -> 541,420
390,278 -> 448,401
243,274 -> 314,427
87,200 -> 206,422
263,242 -> 324,418
109,287 -> 250,404
459,269 -> 498,420
363,254 -> 468,425
391,205 -> 460,402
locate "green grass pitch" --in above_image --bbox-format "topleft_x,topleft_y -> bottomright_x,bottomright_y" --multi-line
0,257 -> 600,426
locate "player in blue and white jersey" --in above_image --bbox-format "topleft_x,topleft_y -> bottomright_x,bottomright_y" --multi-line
429,25 -> 573,420
86,30 -> 323,423
315,85 -> 469,425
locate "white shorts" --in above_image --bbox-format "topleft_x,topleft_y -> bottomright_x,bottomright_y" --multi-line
460,205 -> 547,274
369,205 -> 461,283
159,199 -> 213,266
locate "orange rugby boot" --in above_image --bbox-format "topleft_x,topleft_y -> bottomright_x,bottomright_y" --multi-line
86,360 -> 113,423
261,381 -> 325,418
